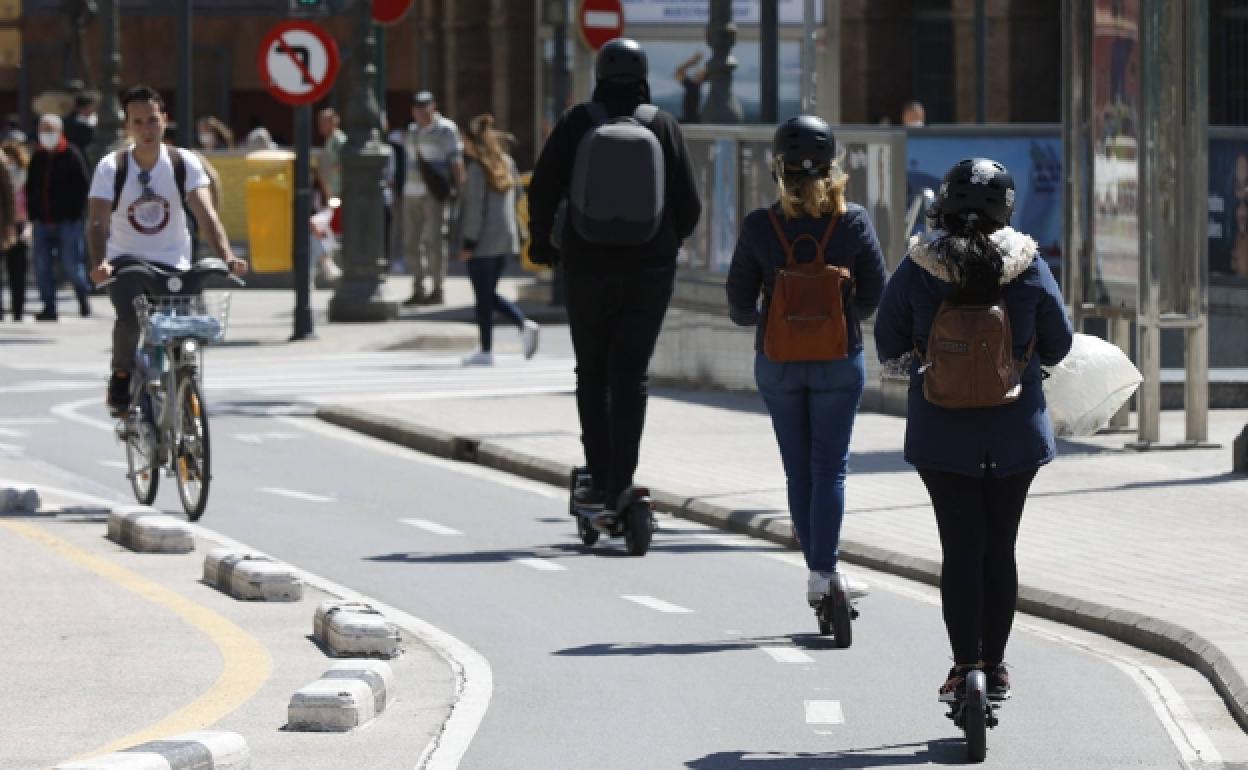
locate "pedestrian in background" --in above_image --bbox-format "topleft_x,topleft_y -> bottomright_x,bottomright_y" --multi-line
197,116 -> 235,151
673,51 -> 708,124
27,114 -> 92,320
0,144 -> 19,320
874,158 -> 1073,703
402,90 -> 465,306
457,113 -> 539,366
63,91 -> 98,154
317,107 -> 347,200
726,115 -> 887,609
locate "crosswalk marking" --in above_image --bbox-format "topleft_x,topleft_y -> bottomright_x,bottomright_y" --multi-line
401,518 -> 464,536
260,487 -> 336,503
804,700 -> 845,725
621,595 -> 693,614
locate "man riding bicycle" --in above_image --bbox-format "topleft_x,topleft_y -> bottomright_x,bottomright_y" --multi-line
86,85 -> 248,417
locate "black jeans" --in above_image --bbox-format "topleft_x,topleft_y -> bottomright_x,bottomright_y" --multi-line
1,238 -> 27,319
919,466 -> 1038,667
565,266 -> 674,506
107,269 -> 151,374
466,254 -> 525,352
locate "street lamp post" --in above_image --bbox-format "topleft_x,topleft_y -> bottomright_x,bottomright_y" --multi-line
87,0 -> 123,168
328,0 -> 398,322
703,0 -> 744,124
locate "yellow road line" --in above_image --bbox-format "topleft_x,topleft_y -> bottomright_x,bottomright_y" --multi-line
0,520 -> 272,761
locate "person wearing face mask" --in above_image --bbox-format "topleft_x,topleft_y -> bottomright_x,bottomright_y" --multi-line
196,116 -> 234,152
63,91 -> 98,154
27,113 -> 92,320
0,140 -> 29,320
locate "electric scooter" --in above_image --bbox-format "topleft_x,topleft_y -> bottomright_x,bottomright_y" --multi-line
812,573 -> 857,648
943,668 -> 1000,763
568,466 -> 655,556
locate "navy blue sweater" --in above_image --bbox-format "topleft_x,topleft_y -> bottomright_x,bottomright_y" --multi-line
725,203 -> 888,354
873,229 -> 1075,478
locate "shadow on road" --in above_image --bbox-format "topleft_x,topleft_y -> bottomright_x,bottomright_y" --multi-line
685,740 -> 966,768
553,633 -> 847,658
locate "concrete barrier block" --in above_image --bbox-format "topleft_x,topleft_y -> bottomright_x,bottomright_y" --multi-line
287,678 -> 376,732
107,508 -> 194,554
55,730 -> 248,769
203,548 -> 302,601
321,659 -> 395,715
0,486 -> 41,513
313,599 -> 401,658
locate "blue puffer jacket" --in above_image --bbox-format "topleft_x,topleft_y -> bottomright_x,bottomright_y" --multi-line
874,228 -> 1074,478
726,202 -> 888,352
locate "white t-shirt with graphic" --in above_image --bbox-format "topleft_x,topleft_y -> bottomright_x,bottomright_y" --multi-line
88,144 -> 209,270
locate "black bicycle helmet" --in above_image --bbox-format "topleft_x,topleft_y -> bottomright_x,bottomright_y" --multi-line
929,157 -> 1016,227
771,115 -> 836,177
595,38 -> 648,83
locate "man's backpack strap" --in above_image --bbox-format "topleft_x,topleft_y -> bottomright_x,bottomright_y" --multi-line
171,147 -> 187,205
111,149 -> 128,212
632,104 -> 659,125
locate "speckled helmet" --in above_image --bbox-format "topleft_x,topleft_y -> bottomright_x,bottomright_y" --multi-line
929,157 -> 1016,227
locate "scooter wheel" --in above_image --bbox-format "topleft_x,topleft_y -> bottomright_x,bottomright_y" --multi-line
963,669 -> 988,763
623,503 -> 653,556
831,577 -> 853,649
576,515 -> 599,546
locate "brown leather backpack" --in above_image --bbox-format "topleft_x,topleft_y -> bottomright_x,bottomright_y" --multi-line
762,209 -> 851,362
919,299 -> 1035,408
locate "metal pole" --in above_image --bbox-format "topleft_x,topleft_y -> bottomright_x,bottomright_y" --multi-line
292,105 -> 315,340
801,0 -> 815,113
1185,0 -> 1210,444
704,0 -> 744,123
87,0 -> 123,168
760,0 -> 778,123
374,22 -> 387,115
975,0 -> 986,123
1061,0 -> 1089,324
550,0 -> 568,306
328,0 -> 399,322
177,0 -> 193,148
817,0 -> 842,125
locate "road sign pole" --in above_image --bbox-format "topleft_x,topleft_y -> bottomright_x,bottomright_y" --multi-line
292,103 -> 314,340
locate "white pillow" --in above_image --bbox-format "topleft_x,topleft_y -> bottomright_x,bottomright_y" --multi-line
1042,333 -> 1143,437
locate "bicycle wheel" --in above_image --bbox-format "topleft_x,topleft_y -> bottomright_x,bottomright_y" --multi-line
124,403 -> 160,505
174,375 -> 211,521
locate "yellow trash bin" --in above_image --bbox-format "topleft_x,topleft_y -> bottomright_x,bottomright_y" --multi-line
244,150 -> 295,274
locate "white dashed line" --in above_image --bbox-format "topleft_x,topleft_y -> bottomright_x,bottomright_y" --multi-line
98,460 -> 128,470
0,427 -> 26,438
0,442 -> 21,452
621,595 -> 693,614
0,417 -> 56,425
260,487 -> 336,504
515,557 -> 567,572
234,433 -> 263,445
760,646 -> 815,664
804,700 -> 845,725
401,518 -> 464,536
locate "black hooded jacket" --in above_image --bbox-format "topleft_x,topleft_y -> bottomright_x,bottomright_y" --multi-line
528,79 -> 701,273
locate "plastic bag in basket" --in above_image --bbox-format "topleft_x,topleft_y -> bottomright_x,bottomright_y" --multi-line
1042,332 -> 1142,437
147,314 -> 224,345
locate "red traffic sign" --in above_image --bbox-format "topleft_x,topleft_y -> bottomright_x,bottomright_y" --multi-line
258,20 -> 341,107
373,0 -> 415,26
576,0 -> 624,52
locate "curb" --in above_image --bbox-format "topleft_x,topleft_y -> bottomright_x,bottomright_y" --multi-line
203,548 -> 304,602
313,599 -> 402,658
107,507 -> 195,554
316,403 -> 1248,733
288,660 -> 396,732
54,730 -> 248,769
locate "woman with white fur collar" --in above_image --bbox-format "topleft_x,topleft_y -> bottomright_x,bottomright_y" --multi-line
874,158 -> 1073,704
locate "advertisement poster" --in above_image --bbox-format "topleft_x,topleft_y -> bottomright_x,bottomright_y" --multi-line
1090,0 -> 1140,307
1208,136 -> 1248,281
621,0 -> 824,25
906,134 -> 1064,276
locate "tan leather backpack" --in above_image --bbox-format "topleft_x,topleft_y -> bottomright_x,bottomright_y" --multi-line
920,299 -> 1035,408
762,209 -> 851,362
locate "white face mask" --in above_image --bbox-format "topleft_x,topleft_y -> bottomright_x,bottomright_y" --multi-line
38,132 -> 60,150
198,132 -> 216,149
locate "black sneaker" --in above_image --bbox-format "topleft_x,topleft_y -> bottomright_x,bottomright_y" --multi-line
107,371 -> 131,417
986,663 -> 1011,701
938,665 -> 973,703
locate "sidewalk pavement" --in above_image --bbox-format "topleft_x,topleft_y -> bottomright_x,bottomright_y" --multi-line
320,389 -> 1248,732
0,463 -> 454,769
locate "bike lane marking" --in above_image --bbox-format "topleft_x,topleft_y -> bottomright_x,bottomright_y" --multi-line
401,518 -> 464,536
260,486 -> 336,504
0,518 -> 272,763
803,699 -> 845,725
621,595 -> 694,614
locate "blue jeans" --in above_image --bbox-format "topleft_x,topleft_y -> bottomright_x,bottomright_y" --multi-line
466,254 -> 525,352
33,220 -> 90,312
755,350 -> 866,573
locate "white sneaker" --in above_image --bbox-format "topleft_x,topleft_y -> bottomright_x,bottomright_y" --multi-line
522,320 -> 540,360
807,570 -> 870,605
462,350 -> 495,366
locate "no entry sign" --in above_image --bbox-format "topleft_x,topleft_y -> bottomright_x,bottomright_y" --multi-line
258,20 -> 341,107
576,0 -> 624,52
373,0 -> 415,26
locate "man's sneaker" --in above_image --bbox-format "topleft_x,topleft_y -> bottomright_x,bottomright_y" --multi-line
462,350 -> 495,366
572,485 -> 608,511
107,371 -> 131,417
938,665 -> 975,703
34,310 -> 57,322
986,663 -> 1011,701
403,286 -> 427,306
423,287 -> 445,305
522,319 -> 540,359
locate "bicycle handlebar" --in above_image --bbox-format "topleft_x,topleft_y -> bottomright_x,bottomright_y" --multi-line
95,257 -> 246,292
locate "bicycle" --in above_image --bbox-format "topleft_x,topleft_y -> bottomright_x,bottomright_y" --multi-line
103,257 -> 242,520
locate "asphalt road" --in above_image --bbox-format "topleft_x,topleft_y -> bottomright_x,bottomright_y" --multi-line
0,360 -> 1202,769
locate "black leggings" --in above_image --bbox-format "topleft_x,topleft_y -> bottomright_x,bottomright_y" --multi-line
1,238 -> 27,319
919,466 -> 1038,667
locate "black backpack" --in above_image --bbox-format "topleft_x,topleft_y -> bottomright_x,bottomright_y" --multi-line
111,147 -> 197,235
567,103 -> 665,246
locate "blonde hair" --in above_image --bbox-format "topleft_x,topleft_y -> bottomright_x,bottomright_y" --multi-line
467,114 -> 514,194
774,157 -> 849,219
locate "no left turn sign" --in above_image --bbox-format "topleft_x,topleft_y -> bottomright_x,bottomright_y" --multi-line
258,20 -> 341,107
